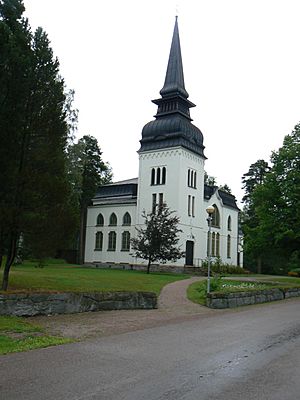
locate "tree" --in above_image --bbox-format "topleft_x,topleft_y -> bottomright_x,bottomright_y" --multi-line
219,184 -> 232,194
241,159 -> 270,272
242,159 -> 270,206
0,1 -> 77,289
253,125 -> 300,272
242,126 -> 300,274
66,135 -> 112,263
131,204 -> 185,274
204,171 -> 217,186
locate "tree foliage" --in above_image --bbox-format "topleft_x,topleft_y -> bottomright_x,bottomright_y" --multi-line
66,135 -> 112,263
242,126 -> 300,274
131,204 -> 185,274
0,0 -> 77,289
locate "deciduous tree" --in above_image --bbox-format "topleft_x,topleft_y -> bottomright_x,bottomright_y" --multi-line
131,204 -> 185,274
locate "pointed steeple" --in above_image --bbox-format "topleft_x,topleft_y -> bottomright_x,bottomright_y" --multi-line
160,16 -> 189,99
139,17 -> 205,158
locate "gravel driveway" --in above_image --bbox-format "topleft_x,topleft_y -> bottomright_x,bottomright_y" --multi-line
28,276 -> 214,340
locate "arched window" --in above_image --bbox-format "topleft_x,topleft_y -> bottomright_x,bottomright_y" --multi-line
156,167 -> 161,185
121,231 -> 131,251
96,213 -> 104,226
187,169 -> 190,186
227,216 -> 232,231
151,168 -> 155,185
123,212 -> 131,226
162,167 -> 166,184
212,232 -> 216,256
212,205 -> 220,228
109,213 -> 117,226
95,232 -> 103,250
216,233 -> 220,257
227,235 -> 231,258
108,231 -> 116,251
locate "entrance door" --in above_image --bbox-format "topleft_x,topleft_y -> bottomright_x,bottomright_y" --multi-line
185,241 -> 194,266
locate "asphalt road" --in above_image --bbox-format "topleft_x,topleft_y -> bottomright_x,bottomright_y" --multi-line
1,298 -> 300,400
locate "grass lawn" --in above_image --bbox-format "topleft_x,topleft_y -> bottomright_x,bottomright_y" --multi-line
0,260 -> 188,294
0,316 -> 72,355
187,275 -> 300,306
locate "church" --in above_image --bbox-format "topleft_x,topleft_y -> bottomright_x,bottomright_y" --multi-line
84,18 -> 243,269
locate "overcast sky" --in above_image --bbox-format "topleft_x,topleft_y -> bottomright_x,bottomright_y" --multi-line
23,0 -> 300,204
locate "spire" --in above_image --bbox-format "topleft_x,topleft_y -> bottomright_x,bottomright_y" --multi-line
139,17 -> 205,158
160,16 -> 189,99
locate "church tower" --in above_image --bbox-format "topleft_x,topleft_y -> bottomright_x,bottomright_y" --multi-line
137,17 -> 207,265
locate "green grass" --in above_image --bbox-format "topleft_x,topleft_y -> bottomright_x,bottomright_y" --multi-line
0,261 -> 188,294
0,316 -> 72,355
187,280 -> 207,305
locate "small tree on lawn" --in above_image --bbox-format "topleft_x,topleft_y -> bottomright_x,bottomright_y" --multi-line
131,204 -> 185,274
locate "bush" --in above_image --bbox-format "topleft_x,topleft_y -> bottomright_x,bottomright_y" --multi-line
201,258 -> 248,275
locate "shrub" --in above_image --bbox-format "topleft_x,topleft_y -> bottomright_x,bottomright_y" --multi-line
201,258 -> 248,275
209,276 -> 223,292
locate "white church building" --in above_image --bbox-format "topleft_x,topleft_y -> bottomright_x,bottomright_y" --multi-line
84,18 -> 243,269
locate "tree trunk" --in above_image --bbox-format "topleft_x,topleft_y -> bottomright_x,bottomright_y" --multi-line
78,207 -> 87,265
257,256 -> 262,274
147,258 -> 151,274
1,234 -> 17,291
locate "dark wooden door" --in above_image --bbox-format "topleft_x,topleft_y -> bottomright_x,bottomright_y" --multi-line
185,241 -> 194,266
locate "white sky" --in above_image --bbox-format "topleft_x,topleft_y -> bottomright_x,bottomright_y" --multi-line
23,0 -> 300,204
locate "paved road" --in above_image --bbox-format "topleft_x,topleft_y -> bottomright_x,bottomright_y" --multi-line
1,297 -> 300,400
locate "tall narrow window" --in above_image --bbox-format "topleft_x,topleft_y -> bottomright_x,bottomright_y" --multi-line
194,172 -> 197,188
227,235 -> 231,258
188,195 -> 191,216
187,169 -> 190,186
123,212 -> 131,226
152,193 -> 157,214
227,216 -> 232,231
96,213 -> 104,226
192,196 -> 195,217
212,232 -> 216,256
159,193 -> 164,208
216,233 -> 220,257
156,168 -> 161,185
151,168 -> 155,185
121,231 -> 131,251
162,167 -> 166,184
109,213 -> 117,226
212,205 -> 220,227
95,232 -> 103,251
108,231 -> 117,251
191,171 -> 194,188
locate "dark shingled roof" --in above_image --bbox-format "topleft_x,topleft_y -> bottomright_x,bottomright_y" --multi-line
204,185 -> 239,210
94,179 -> 138,202
139,17 -> 205,158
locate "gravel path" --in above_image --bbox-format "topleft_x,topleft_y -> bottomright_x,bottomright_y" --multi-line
28,276 -> 214,340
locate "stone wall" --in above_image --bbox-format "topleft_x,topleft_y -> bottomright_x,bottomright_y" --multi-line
0,291 -> 157,317
207,287 -> 300,309
86,262 -> 206,275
